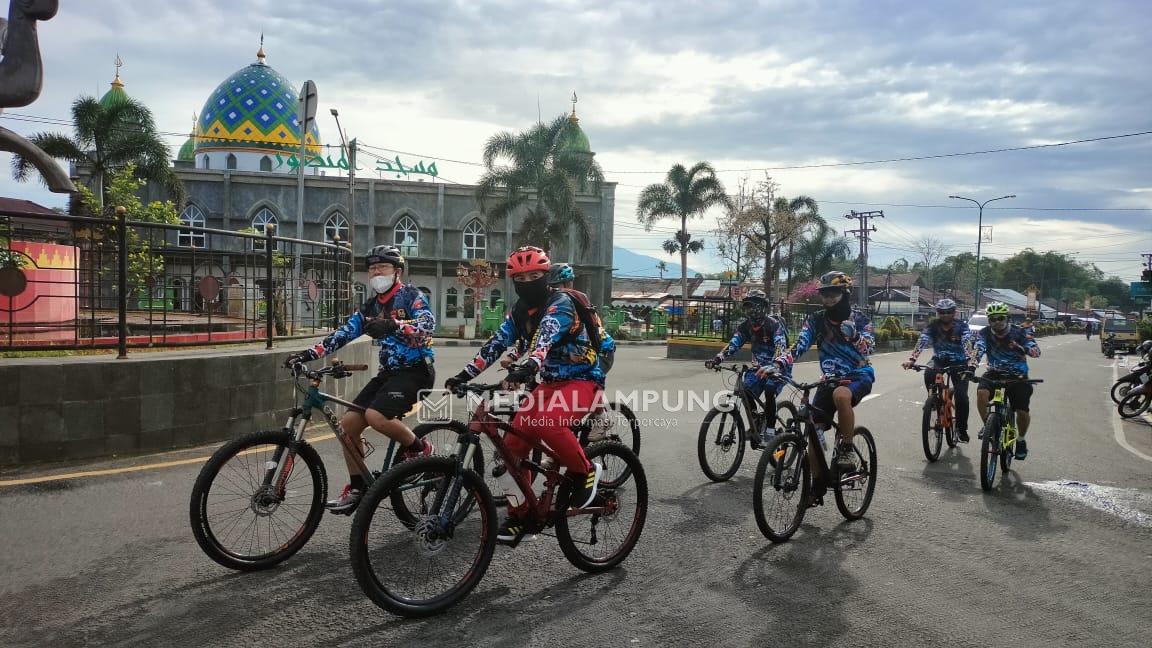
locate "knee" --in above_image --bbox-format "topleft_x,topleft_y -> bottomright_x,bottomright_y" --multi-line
364,408 -> 394,429
833,386 -> 853,405
340,412 -> 365,433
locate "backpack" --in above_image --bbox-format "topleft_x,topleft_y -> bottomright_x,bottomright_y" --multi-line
510,289 -> 602,358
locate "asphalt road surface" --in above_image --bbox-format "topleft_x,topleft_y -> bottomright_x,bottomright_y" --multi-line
2,335 -> 1150,647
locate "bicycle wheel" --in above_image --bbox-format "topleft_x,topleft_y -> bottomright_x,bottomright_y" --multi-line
1118,390 -> 1152,419
556,442 -> 648,573
921,396 -> 943,462
1000,434 -> 1015,472
775,400 -> 799,434
350,456 -> 497,618
943,391 -> 958,448
1111,379 -> 1135,404
697,406 -> 746,482
979,412 -> 1002,491
834,426 -> 878,520
190,429 -> 326,571
394,424 -> 489,525
753,432 -> 810,542
592,401 -> 641,487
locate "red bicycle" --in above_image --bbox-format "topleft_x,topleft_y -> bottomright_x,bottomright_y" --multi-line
349,381 -> 648,618
911,364 -> 967,461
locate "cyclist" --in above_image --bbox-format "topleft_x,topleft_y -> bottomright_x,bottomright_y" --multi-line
284,244 -> 435,513
901,298 -> 975,442
705,289 -> 790,446
970,302 -> 1041,460
445,246 -> 604,543
775,271 -> 874,472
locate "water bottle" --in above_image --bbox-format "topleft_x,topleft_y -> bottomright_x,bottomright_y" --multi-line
493,461 -> 525,508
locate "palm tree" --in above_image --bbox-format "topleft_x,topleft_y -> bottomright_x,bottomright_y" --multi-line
656,260 -> 668,279
11,95 -> 183,209
637,162 -> 730,305
475,114 -> 604,253
791,221 -> 852,281
776,195 -> 819,296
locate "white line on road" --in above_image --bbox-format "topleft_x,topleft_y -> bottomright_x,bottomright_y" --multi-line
859,393 -> 882,404
1111,360 -> 1152,463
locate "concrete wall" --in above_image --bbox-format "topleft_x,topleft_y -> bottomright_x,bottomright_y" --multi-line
0,340 -> 376,467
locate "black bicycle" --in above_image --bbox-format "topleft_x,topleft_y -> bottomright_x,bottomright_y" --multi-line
753,371 -> 877,542
189,360 -> 478,571
697,363 -> 799,482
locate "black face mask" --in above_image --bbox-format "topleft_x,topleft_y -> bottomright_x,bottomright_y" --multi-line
825,291 -> 852,321
514,277 -> 551,307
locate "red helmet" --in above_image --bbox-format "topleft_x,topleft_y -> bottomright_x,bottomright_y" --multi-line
506,245 -> 551,274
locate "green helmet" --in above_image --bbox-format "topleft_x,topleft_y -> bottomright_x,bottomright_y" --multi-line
985,302 -> 1010,316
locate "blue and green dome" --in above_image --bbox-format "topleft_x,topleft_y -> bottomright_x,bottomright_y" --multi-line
195,52 -> 321,155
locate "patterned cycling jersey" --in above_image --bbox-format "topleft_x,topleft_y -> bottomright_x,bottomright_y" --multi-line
306,284 -> 435,370
718,315 -> 791,374
780,308 -> 875,380
465,291 -> 605,384
910,319 -> 974,364
973,325 -> 1040,375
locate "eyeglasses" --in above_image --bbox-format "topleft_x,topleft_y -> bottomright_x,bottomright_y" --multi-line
937,309 -> 956,315
818,290 -> 842,298
988,316 -> 1007,322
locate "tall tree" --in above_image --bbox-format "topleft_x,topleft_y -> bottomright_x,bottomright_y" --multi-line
637,162 -> 730,304
475,114 -> 604,254
724,175 -> 804,301
913,235 -> 949,294
790,221 -> 852,282
777,195 -> 819,296
10,95 -> 183,206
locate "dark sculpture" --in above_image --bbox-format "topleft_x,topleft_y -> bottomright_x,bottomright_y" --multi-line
0,0 -> 75,192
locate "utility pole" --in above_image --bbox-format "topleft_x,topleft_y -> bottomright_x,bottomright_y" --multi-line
844,210 -> 884,308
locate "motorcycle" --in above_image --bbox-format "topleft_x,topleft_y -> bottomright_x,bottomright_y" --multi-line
1112,341 -> 1152,403
1102,333 -> 1118,358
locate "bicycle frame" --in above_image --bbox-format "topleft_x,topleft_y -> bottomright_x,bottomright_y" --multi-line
715,365 -> 777,435
988,386 -> 1018,452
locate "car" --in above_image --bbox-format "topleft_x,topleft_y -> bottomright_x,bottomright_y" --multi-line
968,311 -> 988,335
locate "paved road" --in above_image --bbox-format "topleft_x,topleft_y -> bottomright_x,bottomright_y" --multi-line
1,336 -> 1150,647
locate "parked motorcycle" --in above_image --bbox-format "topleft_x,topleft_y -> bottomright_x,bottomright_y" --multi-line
1112,340 -> 1152,403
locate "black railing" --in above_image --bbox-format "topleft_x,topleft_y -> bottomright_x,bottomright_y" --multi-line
664,296 -> 870,341
0,209 -> 352,353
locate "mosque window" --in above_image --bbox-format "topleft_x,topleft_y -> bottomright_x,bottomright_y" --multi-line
260,156 -> 272,172
324,212 -> 349,244
445,287 -> 459,317
201,155 -> 210,169
226,154 -> 238,170
394,216 -> 419,256
251,207 -> 278,251
178,205 -> 206,248
463,220 -> 486,259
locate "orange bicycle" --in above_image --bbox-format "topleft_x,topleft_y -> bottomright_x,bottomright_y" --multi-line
911,364 -> 967,462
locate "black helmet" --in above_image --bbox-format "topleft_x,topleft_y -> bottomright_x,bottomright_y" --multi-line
819,271 -> 853,292
742,288 -> 769,307
547,263 -> 575,286
365,244 -> 405,270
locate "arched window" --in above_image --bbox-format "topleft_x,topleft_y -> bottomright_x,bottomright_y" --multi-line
201,154 -> 210,169
490,288 -> 502,309
463,287 -> 476,319
445,287 -> 459,318
171,278 -> 185,311
251,207 -> 278,251
463,220 -> 486,259
259,155 -> 272,172
226,153 -> 238,170
178,205 -> 206,248
394,215 -> 419,256
324,212 -> 349,244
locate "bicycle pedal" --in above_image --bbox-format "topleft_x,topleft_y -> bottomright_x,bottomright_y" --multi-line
808,496 -> 824,508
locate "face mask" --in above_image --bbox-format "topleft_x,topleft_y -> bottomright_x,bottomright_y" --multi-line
370,274 -> 395,293
990,318 -> 1009,333
514,276 -> 551,306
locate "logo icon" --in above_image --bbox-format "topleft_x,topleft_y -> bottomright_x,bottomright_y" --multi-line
418,388 -> 452,422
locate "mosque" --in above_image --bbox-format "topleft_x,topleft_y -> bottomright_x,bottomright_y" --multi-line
82,43 -> 616,328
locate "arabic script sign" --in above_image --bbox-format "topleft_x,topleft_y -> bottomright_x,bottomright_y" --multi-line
375,156 -> 438,179
272,152 -> 440,179
274,152 -> 357,171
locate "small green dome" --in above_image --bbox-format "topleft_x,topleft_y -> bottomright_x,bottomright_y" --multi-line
177,136 -> 196,161
560,114 -> 591,154
100,76 -> 128,110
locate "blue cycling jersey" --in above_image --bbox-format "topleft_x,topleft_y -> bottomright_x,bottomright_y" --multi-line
911,319 -> 974,364
305,283 -> 435,370
973,325 -> 1040,375
780,308 -> 875,381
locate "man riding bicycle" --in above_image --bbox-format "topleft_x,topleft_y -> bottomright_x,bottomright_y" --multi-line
775,271 -> 875,472
970,301 -> 1041,460
705,289 -> 790,445
902,298 -> 975,442
284,244 -> 436,513
445,246 -> 605,543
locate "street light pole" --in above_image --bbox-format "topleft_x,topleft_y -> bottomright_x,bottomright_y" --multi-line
948,193 -> 1015,310
330,108 -> 354,257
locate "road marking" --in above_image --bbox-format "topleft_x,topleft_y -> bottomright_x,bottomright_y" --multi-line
1111,360 -> 1152,464
1028,480 -> 1151,528
859,393 -> 881,404
0,402 -> 422,488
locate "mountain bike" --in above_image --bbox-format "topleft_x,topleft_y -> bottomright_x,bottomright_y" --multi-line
349,381 -> 647,618
976,374 -> 1043,491
697,363 -> 799,482
189,360 -> 478,571
753,371 -> 877,543
911,364 -> 968,461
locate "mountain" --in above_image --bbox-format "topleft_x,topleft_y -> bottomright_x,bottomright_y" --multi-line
612,246 -> 705,278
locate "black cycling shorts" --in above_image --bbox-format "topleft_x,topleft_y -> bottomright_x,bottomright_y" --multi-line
812,376 -> 873,424
977,372 -> 1033,412
353,362 -> 435,418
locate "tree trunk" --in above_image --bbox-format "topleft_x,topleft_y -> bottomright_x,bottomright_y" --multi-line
785,239 -> 795,297
680,216 -> 689,308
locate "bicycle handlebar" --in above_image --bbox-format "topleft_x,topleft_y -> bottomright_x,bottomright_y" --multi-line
448,382 -> 508,398
291,362 -> 369,381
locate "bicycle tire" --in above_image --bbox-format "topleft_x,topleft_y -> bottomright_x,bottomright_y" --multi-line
1118,390 -> 1152,419
999,428 -> 1015,472
592,401 -> 640,487
556,442 -> 648,573
395,423 -> 490,525
921,396 -> 943,462
697,406 -> 746,482
752,432 -> 810,543
606,400 -> 641,458
190,429 -> 327,571
834,426 -> 877,520
979,412 -> 1002,491
943,390 -> 959,448
350,456 -> 497,618
775,400 -> 799,434
1111,378 -> 1136,404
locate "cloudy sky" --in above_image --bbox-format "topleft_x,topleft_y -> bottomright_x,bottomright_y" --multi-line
3,0 -> 1150,281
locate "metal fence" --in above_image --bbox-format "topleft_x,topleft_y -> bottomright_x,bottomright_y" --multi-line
0,208 -> 352,355
664,296 -> 881,341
